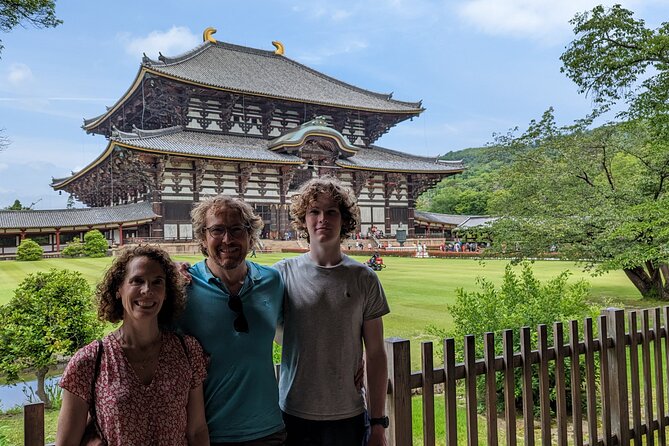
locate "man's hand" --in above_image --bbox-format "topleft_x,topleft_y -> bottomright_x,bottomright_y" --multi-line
367,425 -> 387,446
176,261 -> 193,283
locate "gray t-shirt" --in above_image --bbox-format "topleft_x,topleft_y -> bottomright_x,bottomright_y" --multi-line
274,253 -> 390,420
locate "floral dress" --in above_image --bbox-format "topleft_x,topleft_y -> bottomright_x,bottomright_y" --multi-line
60,332 -> 208,445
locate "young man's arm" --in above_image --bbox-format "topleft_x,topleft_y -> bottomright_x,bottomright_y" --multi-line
362,317 -> 388,446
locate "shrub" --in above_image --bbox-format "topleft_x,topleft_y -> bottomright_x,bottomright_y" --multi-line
16,239 -> 43,261
61,239 -> 84,257
428,262 -> 599,415
83,230 -> 109,257
0,269 -> 103,408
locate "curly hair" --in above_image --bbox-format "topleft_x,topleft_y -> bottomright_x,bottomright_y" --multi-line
96,245 -> 185,326
191,195 -> 263,256
290,176 -> 359,242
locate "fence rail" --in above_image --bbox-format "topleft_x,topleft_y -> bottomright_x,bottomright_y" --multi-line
24,307 -> 669,445
386,307 -> 669,445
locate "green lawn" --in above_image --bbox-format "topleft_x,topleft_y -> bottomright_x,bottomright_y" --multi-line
0,253 -> 661,444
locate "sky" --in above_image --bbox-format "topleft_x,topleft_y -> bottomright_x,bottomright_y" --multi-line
0,0 -> 665,209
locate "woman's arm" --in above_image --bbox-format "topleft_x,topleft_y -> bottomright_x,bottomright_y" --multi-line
186,383 -> 210,445
55,389 -> 89,446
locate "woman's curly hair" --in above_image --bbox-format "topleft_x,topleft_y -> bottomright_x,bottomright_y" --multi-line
290,176 -> 359,242
96,245 -> 185,326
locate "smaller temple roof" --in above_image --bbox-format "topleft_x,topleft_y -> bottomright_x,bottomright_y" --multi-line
0,202 -> 158,230
337,145 -> 464,173
269,116 -> 359,157
414,211 -> 496,228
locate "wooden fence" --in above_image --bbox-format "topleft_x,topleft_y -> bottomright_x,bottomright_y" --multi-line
24,306 -> 669,445
386,307 -> 669,445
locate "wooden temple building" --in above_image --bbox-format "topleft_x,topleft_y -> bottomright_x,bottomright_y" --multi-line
20,30 -> 462,248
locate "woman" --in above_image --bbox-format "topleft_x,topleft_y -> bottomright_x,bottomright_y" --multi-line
56,245 -> 209,445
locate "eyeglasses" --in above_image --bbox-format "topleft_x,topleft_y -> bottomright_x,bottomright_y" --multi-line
204,225 -> 249,239
227,294 -> 249,333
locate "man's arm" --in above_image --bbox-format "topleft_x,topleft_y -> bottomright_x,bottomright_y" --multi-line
363,316 -> 388,446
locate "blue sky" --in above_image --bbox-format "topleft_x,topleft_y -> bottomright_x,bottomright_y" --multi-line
0,0 -> 665,209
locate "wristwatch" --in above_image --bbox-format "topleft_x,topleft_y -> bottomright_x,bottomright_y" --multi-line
369,416 -> 390,428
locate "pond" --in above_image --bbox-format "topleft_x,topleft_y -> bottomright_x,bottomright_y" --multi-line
0,375 -> 62,411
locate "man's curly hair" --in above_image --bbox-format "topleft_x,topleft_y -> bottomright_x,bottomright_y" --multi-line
96,245 -> 185,326
290,176 -> 359,242
191,195 -> 263,256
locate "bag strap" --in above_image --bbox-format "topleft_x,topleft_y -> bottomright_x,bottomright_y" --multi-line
90,339 -> 104,438
175,332 -> 190,365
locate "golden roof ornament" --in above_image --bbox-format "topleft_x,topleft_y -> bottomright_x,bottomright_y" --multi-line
272,41 -> 285,56
203,27 -> 217,43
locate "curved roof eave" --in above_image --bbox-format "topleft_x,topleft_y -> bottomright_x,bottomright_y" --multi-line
52,140 -> 304,190
269,130 -> 358,155
83,66 -> 147,131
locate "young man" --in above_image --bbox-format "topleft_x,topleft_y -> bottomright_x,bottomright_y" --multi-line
275,177 -> 390,446
176,195 -> 286,445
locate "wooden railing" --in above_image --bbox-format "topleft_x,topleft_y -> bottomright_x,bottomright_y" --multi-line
385,307 -> 669,445
24,307 -> 669,445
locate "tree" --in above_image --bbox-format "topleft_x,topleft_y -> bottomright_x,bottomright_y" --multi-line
83,229 -> 109,257
560,4 -> 669,121
0,0 -> 61,57
0,269 -> 102,407
489,110 -> 669,299
16,238 -> 42,260
4,199 -> 27,210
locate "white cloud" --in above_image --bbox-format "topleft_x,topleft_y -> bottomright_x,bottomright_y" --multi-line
119,26 -> 199,59
0,163 -> 8,172
6,63 -> 34,86
455,0 -> 648,43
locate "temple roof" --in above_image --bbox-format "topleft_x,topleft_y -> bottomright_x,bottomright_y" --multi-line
0,202 -> 158,230
414,210 -> 496,228
53,127 -> 463,189
269,116 -> 359,157
83,40 -> 423,130
142,41 -> 422,113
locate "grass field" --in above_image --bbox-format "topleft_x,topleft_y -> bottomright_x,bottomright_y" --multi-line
0,253 -> 662,444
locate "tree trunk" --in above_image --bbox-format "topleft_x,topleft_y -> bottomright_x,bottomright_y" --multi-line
35,366 -> 51,409
624,265 -> 669,301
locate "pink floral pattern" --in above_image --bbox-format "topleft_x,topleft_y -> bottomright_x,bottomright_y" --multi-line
60,332 -> 208,445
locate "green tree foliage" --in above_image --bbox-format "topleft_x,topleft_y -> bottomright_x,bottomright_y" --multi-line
0,0 -> 61,56
16,238 -> 42,260
4,199 -> 27,210
83,229 -> 109,258
0,269 -> 102,407
561,4 -> 669,120
61,239 -> 84,257
418,146 -> 508,215
490,110 -> 669,299
432,262 -> 597,413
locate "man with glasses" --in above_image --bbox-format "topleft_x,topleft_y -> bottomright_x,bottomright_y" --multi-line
176,195 -> 286,445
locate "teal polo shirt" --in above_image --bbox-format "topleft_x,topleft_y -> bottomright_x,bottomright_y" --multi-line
176,260 -> 284,443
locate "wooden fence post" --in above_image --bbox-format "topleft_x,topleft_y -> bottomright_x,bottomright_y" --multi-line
24,402 -> 45,446
386,337 -> 412,446
603,308 -> 630,445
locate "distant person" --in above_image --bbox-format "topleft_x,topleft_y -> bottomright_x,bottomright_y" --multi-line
275,177 -> 390,446
56,245 -> 209,445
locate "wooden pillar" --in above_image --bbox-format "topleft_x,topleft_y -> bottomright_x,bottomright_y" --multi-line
385,337 -> 411,446
118,224 -> 124,246
20,229 -> 26,240
55,229 -> 61,252
602,308 -> 630,445
24,402 -> 44,446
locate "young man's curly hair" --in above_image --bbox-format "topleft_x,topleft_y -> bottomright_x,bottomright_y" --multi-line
290,176 -> 359,242
191,195 -> 263,256
96,245 -> 185,326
